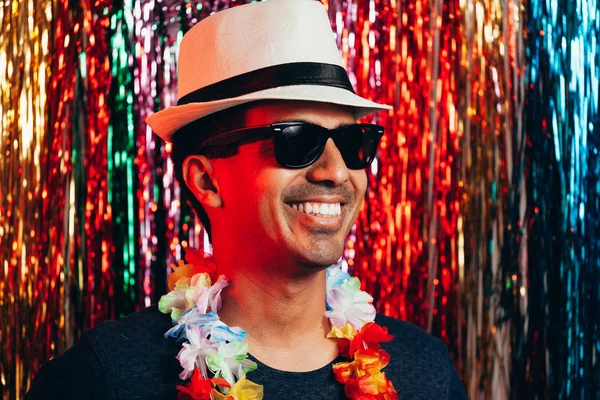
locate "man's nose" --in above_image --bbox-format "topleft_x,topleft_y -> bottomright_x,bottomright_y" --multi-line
305,138 -> 350,185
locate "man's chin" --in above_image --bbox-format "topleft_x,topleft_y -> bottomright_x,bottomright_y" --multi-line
289,240 -> 345,269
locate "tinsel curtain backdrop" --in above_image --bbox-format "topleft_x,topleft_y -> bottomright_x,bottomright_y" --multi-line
1,0 -> 598,398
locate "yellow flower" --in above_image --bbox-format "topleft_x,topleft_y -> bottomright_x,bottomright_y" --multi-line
212,377 -> 264,400
327,322 -> 357,340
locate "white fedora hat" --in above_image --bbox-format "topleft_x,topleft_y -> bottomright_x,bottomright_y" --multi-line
146,0 -> 392,143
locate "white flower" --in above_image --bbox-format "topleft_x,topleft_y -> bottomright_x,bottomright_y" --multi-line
177,326 -> 218,380
206,341 -> 257,386
325,277 -> 376,329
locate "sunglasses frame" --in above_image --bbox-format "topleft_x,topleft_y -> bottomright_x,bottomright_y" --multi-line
199,121 -> 384,169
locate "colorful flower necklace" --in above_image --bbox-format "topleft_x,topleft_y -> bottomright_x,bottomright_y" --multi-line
158,248 -> 398,400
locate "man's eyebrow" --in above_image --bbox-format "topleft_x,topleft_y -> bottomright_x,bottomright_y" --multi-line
258,138 -> 275,159
274,118 -> 313,124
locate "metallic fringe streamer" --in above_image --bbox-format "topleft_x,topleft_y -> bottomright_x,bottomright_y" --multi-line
525,0 -> 600,397
1,0 -> 113,398
1,0 -> 70,397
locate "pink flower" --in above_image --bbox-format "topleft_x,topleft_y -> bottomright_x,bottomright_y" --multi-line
191,275 -> 229,314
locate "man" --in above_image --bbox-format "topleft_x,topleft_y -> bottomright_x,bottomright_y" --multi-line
27,0 -> 467,399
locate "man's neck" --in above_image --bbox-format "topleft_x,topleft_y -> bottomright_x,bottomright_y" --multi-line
213,250 -> 339,371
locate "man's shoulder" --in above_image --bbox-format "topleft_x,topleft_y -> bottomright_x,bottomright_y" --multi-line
83,304 -> 181,383
82,304 -> 176,363
86,304 -> 172,343
81,306 -> 181,398
27,306 -> 181,400
374,314 -> 464,399
375,313 -> 451,368
375,313 -> 446,352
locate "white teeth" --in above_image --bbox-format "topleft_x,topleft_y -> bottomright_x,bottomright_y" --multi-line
289,202 -> 342,217
305,203 -> 313,214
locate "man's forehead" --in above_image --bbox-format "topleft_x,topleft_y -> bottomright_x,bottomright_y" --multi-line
243,101 -> 357,128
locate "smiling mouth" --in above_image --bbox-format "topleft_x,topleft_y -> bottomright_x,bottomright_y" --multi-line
285,201 -> 343,218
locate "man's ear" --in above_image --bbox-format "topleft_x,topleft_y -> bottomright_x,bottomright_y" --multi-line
182,155 -> 223,209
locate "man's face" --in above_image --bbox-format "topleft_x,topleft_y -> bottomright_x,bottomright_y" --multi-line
207,101 -> 368,269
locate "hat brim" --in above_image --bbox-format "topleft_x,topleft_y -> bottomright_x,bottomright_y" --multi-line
146,84 -> 392,143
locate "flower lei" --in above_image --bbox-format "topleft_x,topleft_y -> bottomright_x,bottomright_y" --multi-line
159,248 -> 398,400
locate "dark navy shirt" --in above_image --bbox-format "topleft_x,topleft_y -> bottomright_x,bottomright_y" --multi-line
26,305 -> 467,399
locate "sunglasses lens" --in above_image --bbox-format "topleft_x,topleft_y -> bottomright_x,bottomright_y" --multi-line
274,125 -> 323,168
335,125 -> 382,169
273,123 -> 382,169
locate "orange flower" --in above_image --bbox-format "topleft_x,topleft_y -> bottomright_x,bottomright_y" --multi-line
333,349 -> 383,384
345,374 -> 398,400
333,349 -> 397,400
167,248 -> 217,290
333,360 -> 356,384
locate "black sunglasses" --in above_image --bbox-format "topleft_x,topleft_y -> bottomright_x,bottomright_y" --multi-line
199,122 -> 384,169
